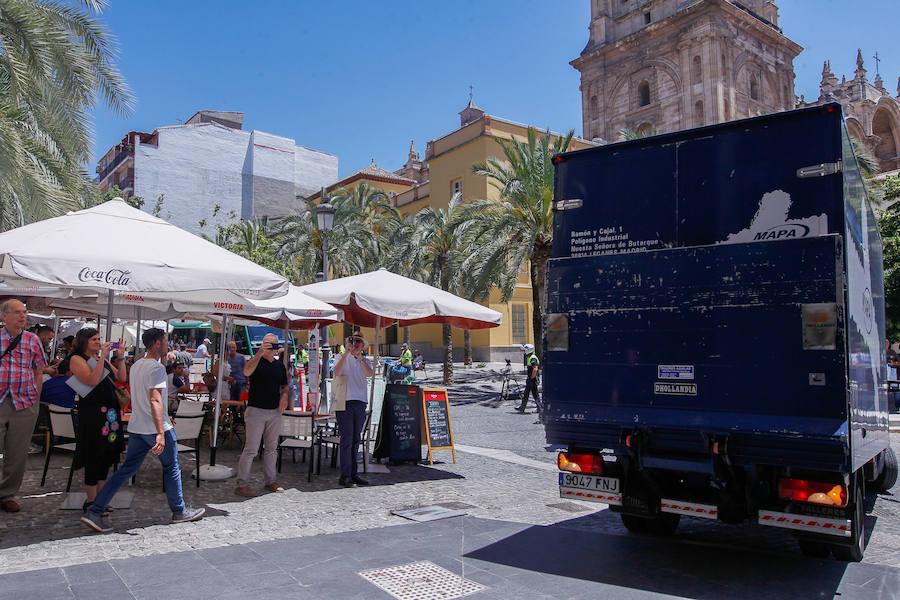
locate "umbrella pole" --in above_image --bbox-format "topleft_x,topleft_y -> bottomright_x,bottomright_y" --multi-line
363,316 -> 381,472
105,290 -> 114,342
135,308 -> 142,358
49,313 -> 60,363
199,313 -> 234,481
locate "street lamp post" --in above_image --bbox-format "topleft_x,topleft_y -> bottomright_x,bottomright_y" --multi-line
316,196 -> 336,402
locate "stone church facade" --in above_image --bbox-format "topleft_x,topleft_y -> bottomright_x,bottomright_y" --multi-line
573,0 -> 900,174
573,0 -> 801,142
803,51 -> 900,173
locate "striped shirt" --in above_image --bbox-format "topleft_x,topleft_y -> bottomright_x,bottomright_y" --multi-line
0,328 -> 47,410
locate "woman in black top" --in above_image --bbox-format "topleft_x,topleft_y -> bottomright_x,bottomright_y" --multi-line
69,328 -> 126,512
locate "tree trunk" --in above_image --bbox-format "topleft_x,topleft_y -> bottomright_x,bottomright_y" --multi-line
530,244 -> 552,362
442,323 -> 454,385
403,326 -> 410,344
463,329 -> 472,365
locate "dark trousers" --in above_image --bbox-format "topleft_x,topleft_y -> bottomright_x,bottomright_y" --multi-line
518,379 -> 542,412
336,400 -> 367,479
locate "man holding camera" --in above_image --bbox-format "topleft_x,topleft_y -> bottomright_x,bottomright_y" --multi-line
334,334 -> 373,487
235,333 -> 288,497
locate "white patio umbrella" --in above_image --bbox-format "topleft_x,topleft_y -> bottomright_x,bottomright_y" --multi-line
0,199 -> 289,301
299,268 -> 502,468
0,199 -> 293,479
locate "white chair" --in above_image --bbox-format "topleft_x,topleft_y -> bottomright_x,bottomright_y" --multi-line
42,405 -> 77,491
175,400 -> 206,416
278,410 -> 315,482
172,413 -> 205,487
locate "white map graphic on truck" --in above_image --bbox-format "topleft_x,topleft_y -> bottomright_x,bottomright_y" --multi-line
719,189 -> 828,244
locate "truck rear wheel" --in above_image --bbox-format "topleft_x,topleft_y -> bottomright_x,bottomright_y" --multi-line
832,484 -> 865,562
620,513 -> 680,536
873,446 -> 898,493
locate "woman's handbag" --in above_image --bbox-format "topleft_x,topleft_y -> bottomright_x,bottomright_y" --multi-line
331,375 -> 348,412
112,385 -> 131,410
202,372 -> 217,393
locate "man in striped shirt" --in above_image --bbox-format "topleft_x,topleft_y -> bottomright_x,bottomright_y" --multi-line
0,299 -> 47,513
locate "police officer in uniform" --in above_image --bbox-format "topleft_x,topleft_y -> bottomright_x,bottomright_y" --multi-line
516,343 -> 542,414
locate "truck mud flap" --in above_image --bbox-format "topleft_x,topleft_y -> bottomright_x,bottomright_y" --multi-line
758,510 -> 851,537
660,499 -> 718,520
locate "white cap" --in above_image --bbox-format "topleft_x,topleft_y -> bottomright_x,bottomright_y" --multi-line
203,338 -> 211,344
521,343 -> 535,353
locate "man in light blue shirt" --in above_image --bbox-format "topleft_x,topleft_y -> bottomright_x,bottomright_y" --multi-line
333,334 -> 373,487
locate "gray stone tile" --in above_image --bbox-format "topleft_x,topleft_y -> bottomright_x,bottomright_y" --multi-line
62,561 -> 120,584
70,580 -> 134,600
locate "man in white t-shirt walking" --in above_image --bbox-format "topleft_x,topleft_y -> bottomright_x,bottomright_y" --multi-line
81,328 -> 204,533
195,338 -> 211,359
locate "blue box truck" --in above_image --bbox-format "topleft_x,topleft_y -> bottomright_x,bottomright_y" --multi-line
544,103 -> 897,561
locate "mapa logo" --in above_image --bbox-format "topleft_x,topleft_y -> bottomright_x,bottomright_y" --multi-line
720,190 -> 827,245
753,223 -> 811,241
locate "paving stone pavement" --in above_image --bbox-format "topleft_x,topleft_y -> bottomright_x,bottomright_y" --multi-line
0,361 -> 898,582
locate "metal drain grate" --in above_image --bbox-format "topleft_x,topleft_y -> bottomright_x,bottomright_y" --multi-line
358,561 -> 485,600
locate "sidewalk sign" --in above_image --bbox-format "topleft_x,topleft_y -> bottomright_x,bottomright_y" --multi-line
373,384 -> 421,463
421,387 -> 456,465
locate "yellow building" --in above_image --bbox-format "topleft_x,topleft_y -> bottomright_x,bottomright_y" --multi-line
387,98 -> 593,362
303,98 -> 591,361
306,160 -> 417,204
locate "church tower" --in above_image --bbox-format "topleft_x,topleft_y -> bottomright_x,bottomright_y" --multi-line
573,0 -> 802,142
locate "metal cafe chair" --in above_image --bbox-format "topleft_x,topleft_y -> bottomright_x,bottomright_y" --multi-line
277,410 -> 316,482
42,405 -> 78,492
172,413 -> 205,488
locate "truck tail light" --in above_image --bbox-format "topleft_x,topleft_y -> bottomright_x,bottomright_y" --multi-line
558,452 -> 603,475
777,478 -> 847,507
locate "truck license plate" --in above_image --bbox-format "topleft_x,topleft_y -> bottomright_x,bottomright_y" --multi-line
558,472 -> 620,493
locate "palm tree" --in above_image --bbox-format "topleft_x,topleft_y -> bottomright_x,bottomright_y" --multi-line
273,185 -> 401,283
394,193 -> 469,384
0,0 -> 133,231
619,126 -> 661,140
464,127 -> 575,361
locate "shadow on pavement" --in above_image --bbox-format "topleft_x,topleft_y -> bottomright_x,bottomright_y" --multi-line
464,512 -> 897,599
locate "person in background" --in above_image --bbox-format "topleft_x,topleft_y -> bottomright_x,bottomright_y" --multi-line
166,361 -> 190,413
41,361 -> 76,409
81,328 -> 204,533
516,343 -> 543,415
0,299 -> 47,513
176,344 -> 193,369
211,354 -> 234,401
333,334 -> 373,487
399,342 -> 412,378
235,334 -> 288,497
68,328 -> 127,513
299,343 -> 309,378
34,326 -> 58,377
61,336 -> 74,357
194,338 -> 211,359
225,341 -> 246,403
165,345 -> 178,368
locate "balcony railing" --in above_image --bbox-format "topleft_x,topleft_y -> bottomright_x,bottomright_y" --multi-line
97,148 -> 132,182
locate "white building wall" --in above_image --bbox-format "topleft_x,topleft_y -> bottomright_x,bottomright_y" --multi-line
131,122 -> 337,237
134,124 -> 248,237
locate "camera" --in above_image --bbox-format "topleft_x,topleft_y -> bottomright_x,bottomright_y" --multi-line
268,342 -> 281,351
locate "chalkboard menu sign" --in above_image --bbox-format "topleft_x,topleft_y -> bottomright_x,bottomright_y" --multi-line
421,388 -> 456,464
373,384 -> 421,463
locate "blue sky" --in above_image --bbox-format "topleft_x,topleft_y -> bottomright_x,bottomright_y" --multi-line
91,1 -> 900,179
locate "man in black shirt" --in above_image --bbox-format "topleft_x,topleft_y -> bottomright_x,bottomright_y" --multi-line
235,334 -> 288,497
